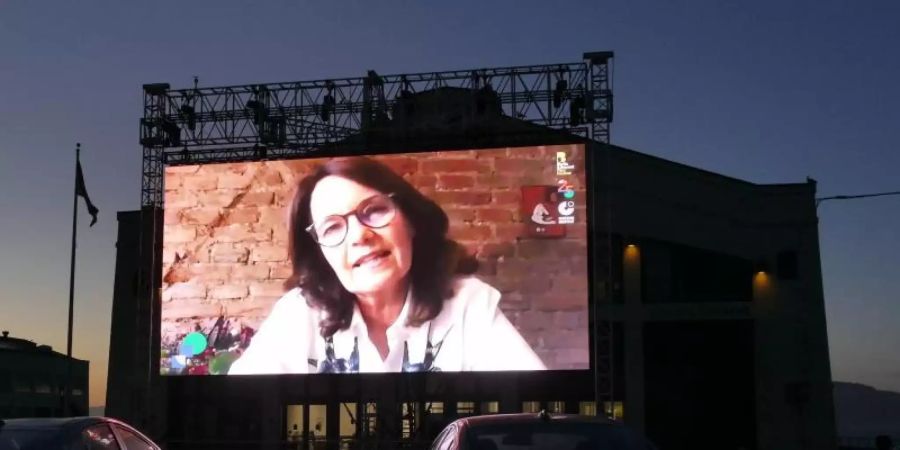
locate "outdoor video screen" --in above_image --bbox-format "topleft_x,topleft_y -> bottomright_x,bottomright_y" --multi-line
160,145 -> 589,375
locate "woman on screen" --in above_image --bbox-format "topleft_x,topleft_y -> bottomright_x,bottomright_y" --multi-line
228,157 -> 545,374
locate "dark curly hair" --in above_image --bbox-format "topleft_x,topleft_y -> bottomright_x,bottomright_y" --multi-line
285,157 -> 478,338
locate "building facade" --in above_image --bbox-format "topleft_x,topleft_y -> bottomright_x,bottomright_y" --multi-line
0,331 -> 89,418
108,127 -> 836,449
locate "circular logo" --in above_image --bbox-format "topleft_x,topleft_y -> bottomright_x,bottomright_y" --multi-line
558,201 -> 575,216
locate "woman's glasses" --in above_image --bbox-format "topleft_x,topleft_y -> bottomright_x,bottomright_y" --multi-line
306,193 -> 397,247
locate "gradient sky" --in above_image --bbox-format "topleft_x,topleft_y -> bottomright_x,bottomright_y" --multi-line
1,1 -> 898,407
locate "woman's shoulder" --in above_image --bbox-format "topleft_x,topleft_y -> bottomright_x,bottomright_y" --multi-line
243,287 -> 320,345
446,275 -> 502,313
264,287 -> 317,322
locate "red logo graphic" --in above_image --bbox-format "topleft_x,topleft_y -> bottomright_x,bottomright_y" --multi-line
521,186 -> 567,238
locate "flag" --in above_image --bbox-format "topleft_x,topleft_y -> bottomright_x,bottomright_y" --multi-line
75,159 -> 99,226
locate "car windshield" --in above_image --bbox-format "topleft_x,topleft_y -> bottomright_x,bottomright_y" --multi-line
466,421 -> 654,450
0,429 -> 55,450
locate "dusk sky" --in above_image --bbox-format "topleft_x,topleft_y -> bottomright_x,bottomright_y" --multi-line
1,1 -> 898,407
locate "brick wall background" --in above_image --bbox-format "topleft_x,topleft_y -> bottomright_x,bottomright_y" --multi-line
161,144 -> 589,370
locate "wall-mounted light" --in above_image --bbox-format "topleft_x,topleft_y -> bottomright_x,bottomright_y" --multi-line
623,242 -> 640,266
755,260 -> 770,274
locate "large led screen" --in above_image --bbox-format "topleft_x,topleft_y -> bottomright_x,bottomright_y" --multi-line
161,145 -> 589,375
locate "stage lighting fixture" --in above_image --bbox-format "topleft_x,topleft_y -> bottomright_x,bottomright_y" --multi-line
367,70 -> 384,87
179,104 -> 197,131
553,79 -> 568,108
569,95 -> 585,126
161,119 -> 181,147
246,100 -> 267,126
321,82 -> 336,123
399,75 -> 413,99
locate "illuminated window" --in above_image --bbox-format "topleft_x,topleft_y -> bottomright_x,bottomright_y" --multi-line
339,403 -> 356,438
547,401 -> 565,413
285,404 -> 303,442
457,402 -> 475,415
427,401 -> 444,414
579,401 -> 597,416
521,401 -> 540,413
402,403 -> 420,438
309,404 -> 327,438
480,401 -> 499,414
602,401 -> 624,420
363,403 -> 377,436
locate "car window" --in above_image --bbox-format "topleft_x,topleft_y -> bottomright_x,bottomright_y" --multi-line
82,424 -> 121,450
0,429 -> 52,450
466,422 -> 652,450
111,426 -> 155,450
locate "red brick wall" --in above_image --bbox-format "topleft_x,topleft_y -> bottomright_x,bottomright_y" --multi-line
162,144 -> 589,370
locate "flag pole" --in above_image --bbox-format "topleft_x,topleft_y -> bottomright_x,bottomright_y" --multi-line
65,143 -> 80,417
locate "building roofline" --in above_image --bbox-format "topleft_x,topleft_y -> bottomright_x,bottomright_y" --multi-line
603,142 -> 816,193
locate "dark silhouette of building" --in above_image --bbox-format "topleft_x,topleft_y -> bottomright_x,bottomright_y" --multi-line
0,331 -> 89,418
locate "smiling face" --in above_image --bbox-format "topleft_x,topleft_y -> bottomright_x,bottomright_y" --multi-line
309,175 -> 415,298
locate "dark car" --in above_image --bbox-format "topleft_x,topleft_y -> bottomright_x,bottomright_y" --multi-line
429,412 -> 656,450
0,417 -> 160,450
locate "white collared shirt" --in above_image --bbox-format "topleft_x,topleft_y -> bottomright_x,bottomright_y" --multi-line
229,276 -> 546,374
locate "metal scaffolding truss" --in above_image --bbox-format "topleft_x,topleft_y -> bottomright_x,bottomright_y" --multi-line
141,51 -> 613,206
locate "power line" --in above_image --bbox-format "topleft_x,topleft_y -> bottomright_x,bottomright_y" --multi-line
816,190 -> 900,208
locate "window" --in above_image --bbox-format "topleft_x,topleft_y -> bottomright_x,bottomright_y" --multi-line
480,401 -> 499,414
340,403 -> 357,438
284,404 -> 303,442
456,402 -> 475,415
363,402 -> 377,436
521,401 -> 540,413
82,424 -> 120,450
113,425 -> 154,450
546,401 -> 565,413
402,402 -> 420,439
427,401 -> 444,414
309,404 -> 327,439
602,401 -> 624,420
578,401 -> 597,416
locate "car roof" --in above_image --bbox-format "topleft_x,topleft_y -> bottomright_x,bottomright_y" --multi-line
0,416 -> 123,431
454,412 -> 620,428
